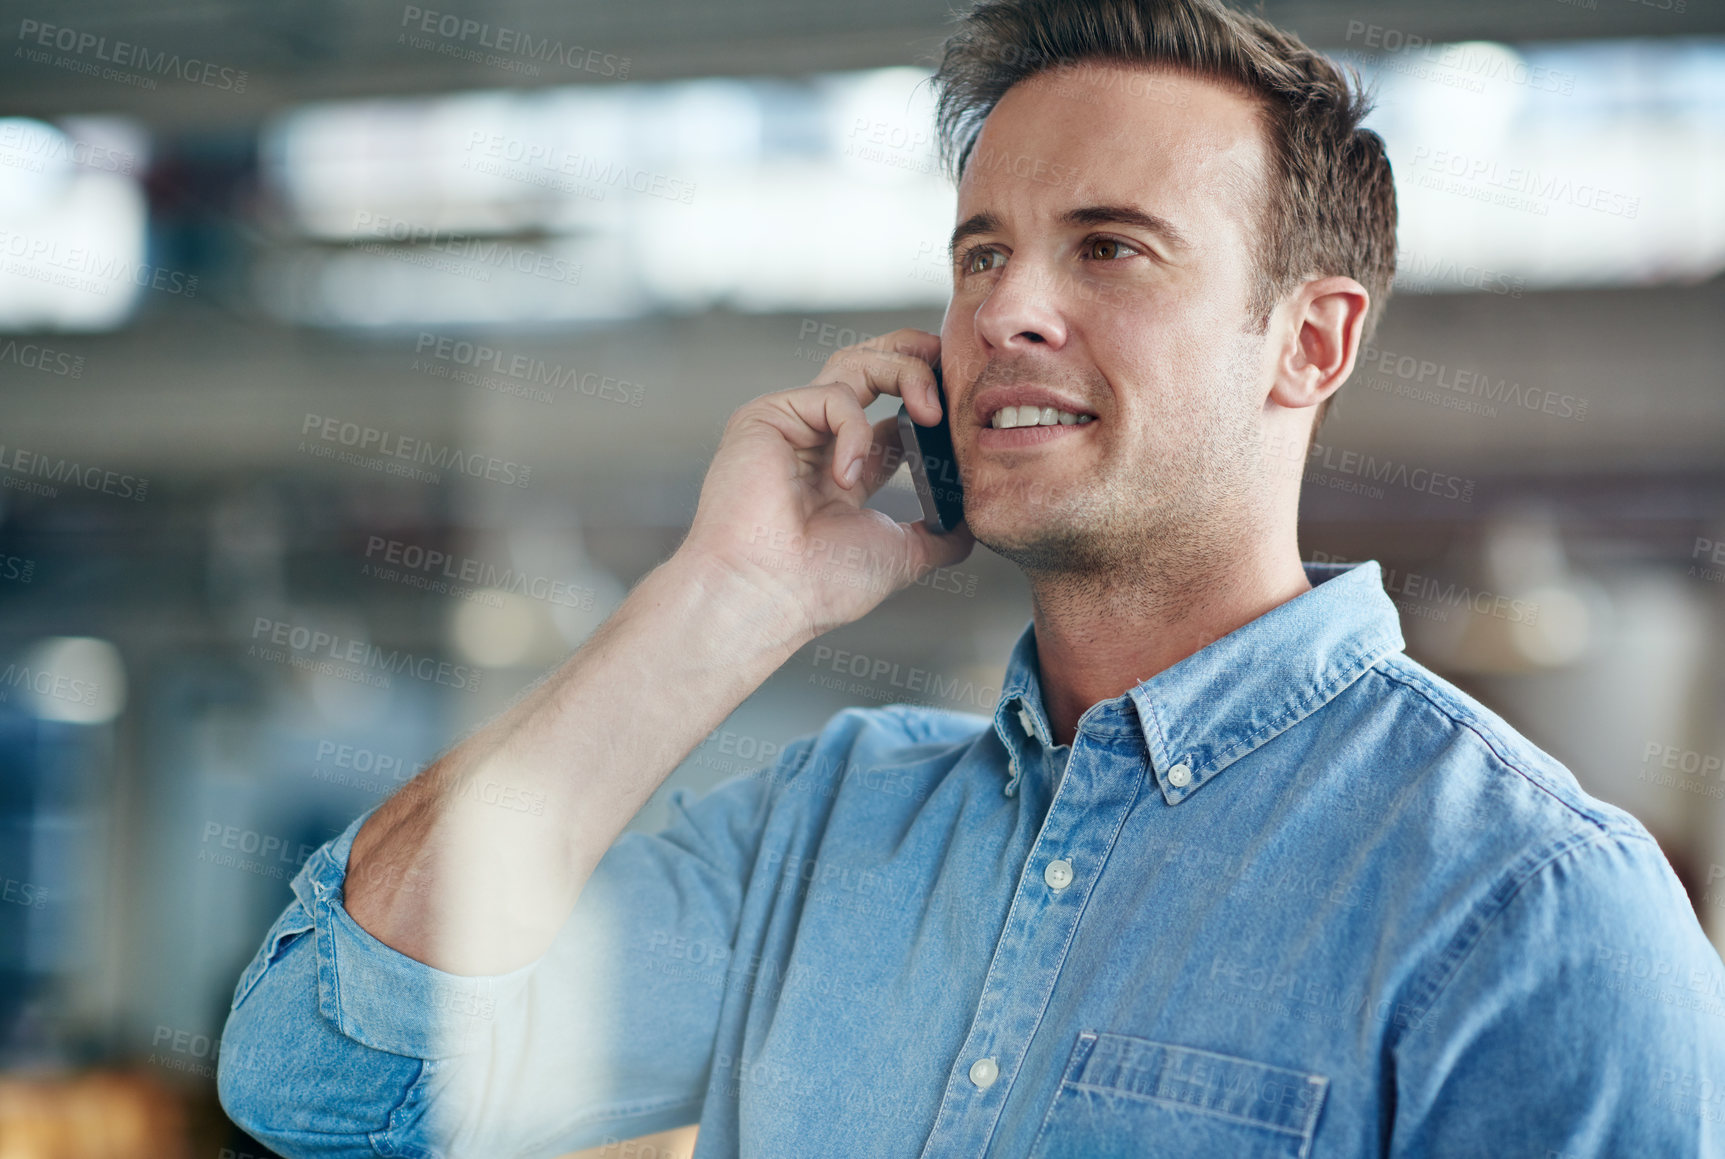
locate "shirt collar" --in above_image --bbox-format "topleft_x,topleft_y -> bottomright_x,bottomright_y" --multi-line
990,560 -> 1404,803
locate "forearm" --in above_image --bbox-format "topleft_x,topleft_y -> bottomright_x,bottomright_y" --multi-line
345,552 -> 804,974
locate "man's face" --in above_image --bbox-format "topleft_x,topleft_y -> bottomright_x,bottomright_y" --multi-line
941,63 -> 1281,575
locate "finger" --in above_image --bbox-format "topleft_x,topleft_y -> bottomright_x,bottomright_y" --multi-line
856,414 -> 908,498
775,383 -> 874,490
749,379 -> 866,449
821,348 -> 941,424
903,516 -> 975,574
819,333 -> 943,424
843,326 -> 939,374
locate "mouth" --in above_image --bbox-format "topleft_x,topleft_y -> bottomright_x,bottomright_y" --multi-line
985,404 -> 1094,430
975,402 -> 1098,449
968,383 -> 1100,451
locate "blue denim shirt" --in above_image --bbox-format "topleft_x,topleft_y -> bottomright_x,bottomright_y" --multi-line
219,561 -> 1725,1157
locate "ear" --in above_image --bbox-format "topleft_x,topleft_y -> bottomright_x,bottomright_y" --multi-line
1267,276 -> 1370,411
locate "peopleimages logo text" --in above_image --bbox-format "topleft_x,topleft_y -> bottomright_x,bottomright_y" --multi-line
353,212 -> 582,285
299,413 -> 531,488
399,7 -> 630,76
0,662 -> 100,708
0,442 -> 148,501
363,535 -> 597,609
15,19 -> 248,90
250,616 -> 481,691
414,333 -> 645,406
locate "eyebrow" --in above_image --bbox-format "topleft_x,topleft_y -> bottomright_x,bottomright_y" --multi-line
947,204 -> 1191,260
947,211 -> 1003,260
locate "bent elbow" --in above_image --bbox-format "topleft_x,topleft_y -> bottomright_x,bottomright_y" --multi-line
217,926 -> 423,1157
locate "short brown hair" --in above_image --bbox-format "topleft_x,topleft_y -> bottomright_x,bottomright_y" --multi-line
932,0 -> 1397,430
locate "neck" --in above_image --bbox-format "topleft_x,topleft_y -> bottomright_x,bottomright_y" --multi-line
1025,528 -> 1312,747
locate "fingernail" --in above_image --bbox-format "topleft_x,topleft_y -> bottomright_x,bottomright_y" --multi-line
844,458 -> 862,485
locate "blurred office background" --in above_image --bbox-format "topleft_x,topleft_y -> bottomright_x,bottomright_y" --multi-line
0,0 -> 1723,1153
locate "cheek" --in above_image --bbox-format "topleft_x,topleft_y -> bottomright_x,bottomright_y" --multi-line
1088,303 -> 1199,402
939,340 -> 987,402
1097,336 -> 1251,448
1106,284 -> 1249,382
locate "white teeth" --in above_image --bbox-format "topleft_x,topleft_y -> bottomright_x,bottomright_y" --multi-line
989,406 -> 1094,429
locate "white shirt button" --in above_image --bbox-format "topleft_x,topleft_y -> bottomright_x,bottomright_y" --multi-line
969,1057 -> 999,1088
1044,859 -> 1073,890
1168,762 -> 1193,787
1017,706 -> 1036,737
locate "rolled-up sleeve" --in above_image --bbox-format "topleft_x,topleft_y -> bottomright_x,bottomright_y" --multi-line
219,744 -> 806,1158
1388,830 -> 1725,1157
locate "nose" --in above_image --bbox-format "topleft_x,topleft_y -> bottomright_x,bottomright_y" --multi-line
972,260 -> 1069,356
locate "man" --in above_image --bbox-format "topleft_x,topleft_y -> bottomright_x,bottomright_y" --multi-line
219,0 -> 1725,1155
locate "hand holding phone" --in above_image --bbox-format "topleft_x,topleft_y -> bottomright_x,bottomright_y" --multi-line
896,362 -> 965,534
677,328 -> 971,642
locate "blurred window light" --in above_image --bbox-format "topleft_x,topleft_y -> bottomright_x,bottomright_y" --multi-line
1342,37 -> 1725,292
256,68 -> 952,328
257,39 -> 1725,329
16,637 -> 128,724
450,592 -> 539,667
0,117 -> 150,332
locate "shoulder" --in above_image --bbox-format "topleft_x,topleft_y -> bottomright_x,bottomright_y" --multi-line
1400,813 -> 1724,1080
806,702 -> 991,765
765,703 -> 992,796
1388,805 -> 1725,1153
805,701 -> 991,752
1333,653 -> 1719,1014
1344,649 -> 1648,844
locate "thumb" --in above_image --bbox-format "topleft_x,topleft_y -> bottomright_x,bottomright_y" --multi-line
903,518 -> 975,575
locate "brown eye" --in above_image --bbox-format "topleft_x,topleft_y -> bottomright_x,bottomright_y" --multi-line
963,248 -> 1004,275
1086,237 -> 1134,261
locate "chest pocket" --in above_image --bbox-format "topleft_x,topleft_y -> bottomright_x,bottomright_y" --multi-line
1028,1031 -> 1328,1159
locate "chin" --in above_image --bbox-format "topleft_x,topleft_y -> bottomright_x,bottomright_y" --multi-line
967,500 -> 1109,573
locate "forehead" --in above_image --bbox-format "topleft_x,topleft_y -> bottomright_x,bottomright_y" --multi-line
957,61 -> 1270,231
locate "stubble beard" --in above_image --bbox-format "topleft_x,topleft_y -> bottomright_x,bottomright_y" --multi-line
969,355 -> 1270,617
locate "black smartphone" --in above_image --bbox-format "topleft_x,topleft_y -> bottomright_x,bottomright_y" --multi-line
895,361 -> 965,534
